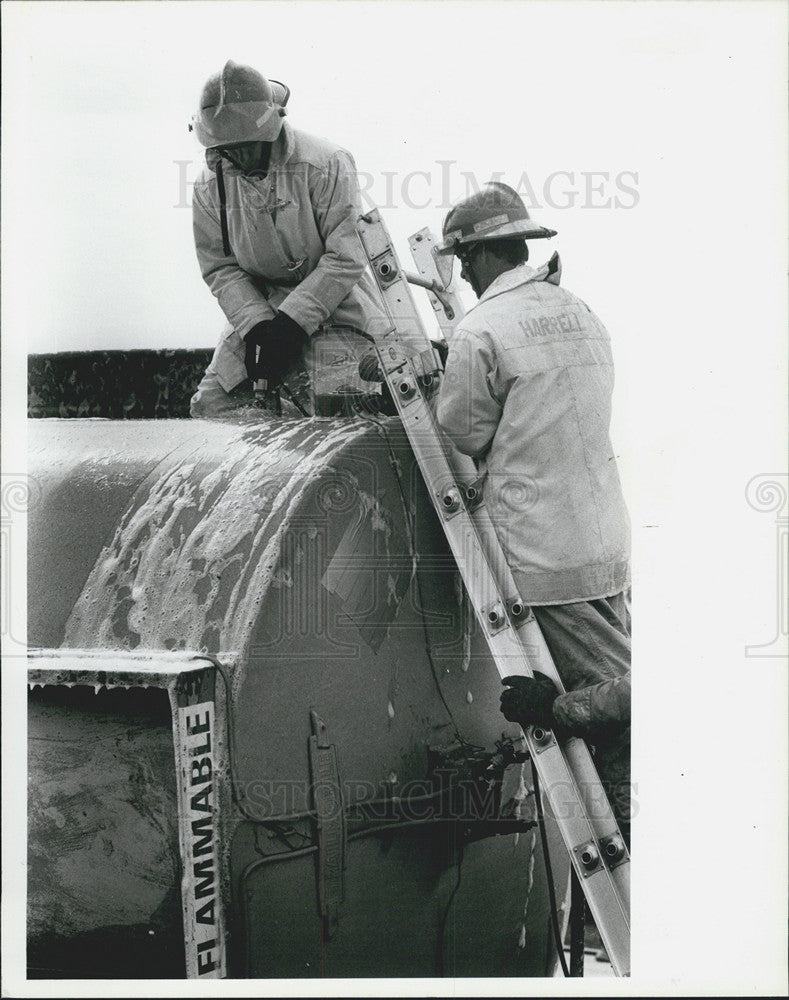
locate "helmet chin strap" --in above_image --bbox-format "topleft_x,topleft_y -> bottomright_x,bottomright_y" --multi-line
219,142 -> 272,175
218,149 -> 243,170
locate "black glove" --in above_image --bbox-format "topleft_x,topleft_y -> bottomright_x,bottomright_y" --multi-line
244,312 -> 308,386
353,382 -> 398,416
500,672 -> 560,729
431,338 -> 449,369
358,353 -> 383,383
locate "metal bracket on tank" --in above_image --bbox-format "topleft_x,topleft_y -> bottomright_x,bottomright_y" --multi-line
308,711 -> 347,940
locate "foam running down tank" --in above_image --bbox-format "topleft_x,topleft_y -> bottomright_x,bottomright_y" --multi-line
27,351 -> 570,979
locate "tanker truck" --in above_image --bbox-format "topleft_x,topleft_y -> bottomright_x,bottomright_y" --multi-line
27,326 -> 571,979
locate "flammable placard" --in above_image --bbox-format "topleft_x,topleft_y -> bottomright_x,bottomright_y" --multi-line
172,669 -> 226,979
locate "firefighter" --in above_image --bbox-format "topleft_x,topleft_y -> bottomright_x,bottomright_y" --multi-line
188,60 -> 383,416
434,182 -> 631,838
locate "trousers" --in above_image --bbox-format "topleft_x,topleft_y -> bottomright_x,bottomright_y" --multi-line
532,591 -> 631,844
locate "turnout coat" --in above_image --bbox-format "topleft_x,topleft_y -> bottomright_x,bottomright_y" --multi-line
436,256 -> 631,605
193,121 -> 383,392
553,672 -> 631,737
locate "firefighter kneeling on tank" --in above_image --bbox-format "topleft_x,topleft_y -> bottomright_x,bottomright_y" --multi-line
188,60 -> 385,417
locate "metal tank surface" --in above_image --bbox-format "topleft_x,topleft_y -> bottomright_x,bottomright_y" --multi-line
27,396 -> 569,979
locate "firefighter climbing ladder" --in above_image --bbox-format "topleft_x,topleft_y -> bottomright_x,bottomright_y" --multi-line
357,208 -> 631,976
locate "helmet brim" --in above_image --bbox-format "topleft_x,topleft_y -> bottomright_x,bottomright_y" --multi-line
192,100 -> 286,148
437,219 -> 557,255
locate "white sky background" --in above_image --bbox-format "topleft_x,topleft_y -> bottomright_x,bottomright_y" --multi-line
3,0 -> 784,498
2,1 -> 788,997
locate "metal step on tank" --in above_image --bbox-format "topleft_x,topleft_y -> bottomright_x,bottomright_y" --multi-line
27,351 -> 570,979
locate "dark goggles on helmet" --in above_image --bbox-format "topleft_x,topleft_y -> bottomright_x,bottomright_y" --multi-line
455,241 -> 486,270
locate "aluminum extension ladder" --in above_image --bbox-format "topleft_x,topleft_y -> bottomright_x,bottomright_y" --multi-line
357,208 -> 631,976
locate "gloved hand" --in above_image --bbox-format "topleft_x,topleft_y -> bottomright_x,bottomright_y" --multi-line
244,313 -> 308,386
500,672 -> 560,730
353,382 -> 397,416
431,338 -> 449,369
358,353 -> 384,383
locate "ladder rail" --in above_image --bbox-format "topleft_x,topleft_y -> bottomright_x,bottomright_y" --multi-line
359,209 -> 631,975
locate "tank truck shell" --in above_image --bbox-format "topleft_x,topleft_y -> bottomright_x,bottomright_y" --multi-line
28,408 -> 569,978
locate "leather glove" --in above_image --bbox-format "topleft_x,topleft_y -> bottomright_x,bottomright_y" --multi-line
353,383 -> 397,416
358,353 -> 383,383
500,672 -> 560,730
431,338 -> 449,369
244,313 -> 308,386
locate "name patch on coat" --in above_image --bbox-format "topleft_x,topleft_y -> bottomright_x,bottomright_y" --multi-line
518,311 -> 584,339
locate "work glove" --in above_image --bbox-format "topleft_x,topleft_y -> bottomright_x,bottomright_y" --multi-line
500,672 -> 561,730
358,352 -> 383,383
356,353 -> 396,414
244,313 -> 308,386
353,383 -> 397,416
432,338 -> 449,369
